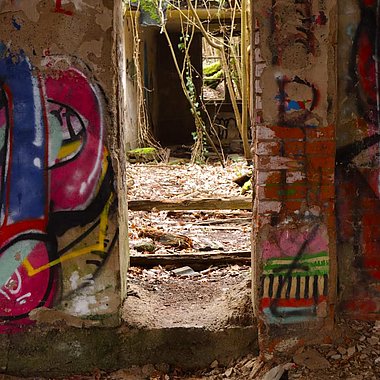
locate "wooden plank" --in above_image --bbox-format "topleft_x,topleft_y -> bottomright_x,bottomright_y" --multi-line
128,197 -> 252,211
195,217 -> 252,225
130,250 -> 251,270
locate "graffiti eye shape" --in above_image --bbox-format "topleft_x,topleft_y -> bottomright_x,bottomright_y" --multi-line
47,100 -> 88,168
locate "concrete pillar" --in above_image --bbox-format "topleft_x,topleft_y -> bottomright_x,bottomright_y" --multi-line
336,0 -> 380,318
251,0 -> 338,357
124,14 -> 139,150
0,0 -> 127,333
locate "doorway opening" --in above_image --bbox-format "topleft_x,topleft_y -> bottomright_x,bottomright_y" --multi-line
122,0 -> 254,331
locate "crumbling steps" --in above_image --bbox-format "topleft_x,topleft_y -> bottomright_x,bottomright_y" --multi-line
2,324 -> 258,376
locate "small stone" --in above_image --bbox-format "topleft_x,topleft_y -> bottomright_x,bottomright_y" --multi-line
375,357 -> 380,365
225,367 -> 233,377
293,349 -> 330,370
347,346 -> 356,357
357,344 -> 364,352
337,346 -> 347,355
331,355 -> 341,360
262,364 -> 291,380
368,336 -> 380,345
360,336 -> 366,342
172,266 -> 199,277
134,241 -> 156,253
210,360 -> 219,369
327,350 -> 337,357
360,354 -> 368,360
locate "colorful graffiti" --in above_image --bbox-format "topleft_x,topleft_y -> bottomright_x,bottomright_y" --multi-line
275,75 -> 320,128
337,0 -> 380,317
257,0 -> 333,325
261,225 -> 329,324
270,0 -> 327,67
0,46 -> 116,332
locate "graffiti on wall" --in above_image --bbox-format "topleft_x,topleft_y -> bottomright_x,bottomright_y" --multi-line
337,0 -> 380,317
258,0 -> 332,324
261,225 -> 329,323
275,75 -> 321,128
0,46 -> 116,332
270,0 -> 327,67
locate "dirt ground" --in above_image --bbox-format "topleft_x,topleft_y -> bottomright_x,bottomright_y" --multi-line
124,158 -> 253,330
3,159 -> 380,379
123,265 -> 253,330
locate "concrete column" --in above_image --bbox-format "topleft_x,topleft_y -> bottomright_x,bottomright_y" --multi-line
251,0 -> 338,357
0,0 -> 126,332
336,0 -> 380,319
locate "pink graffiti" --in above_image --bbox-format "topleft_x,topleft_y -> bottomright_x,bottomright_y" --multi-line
0,243 -> 56,333
262,227 -> 328,259
0,61 -> 109,331
46,69 -> 104,211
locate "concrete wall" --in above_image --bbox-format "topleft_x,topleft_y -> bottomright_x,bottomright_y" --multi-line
141,27 -> 159,140
0,0 -> 124,333
336,0 -> 380,319
252,0 -> 337,356
124,15 -> 139,150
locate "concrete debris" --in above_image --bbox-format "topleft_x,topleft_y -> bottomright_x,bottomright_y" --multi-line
261,363 -> 294,380
171,266 -> 200,277
368,336 -> 380,345
210,360 -> 219,369
293,349 -> 330,370
225,367 -> 234,377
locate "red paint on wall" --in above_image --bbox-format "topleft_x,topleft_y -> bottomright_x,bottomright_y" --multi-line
54,0 -> 73,16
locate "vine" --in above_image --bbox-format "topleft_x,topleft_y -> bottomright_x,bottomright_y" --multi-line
124,0 -> 250,163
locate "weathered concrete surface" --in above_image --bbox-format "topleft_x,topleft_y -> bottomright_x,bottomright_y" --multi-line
251,0 -> 338,357
0,0 -> 127,332
335,0 -> 380,320
0,325 -> 258,376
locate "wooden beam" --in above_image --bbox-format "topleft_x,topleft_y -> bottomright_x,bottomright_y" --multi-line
130,250 -> 251,270
128,197 -> 252,211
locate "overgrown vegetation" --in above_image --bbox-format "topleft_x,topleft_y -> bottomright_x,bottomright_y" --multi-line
124,0 -> 251,163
